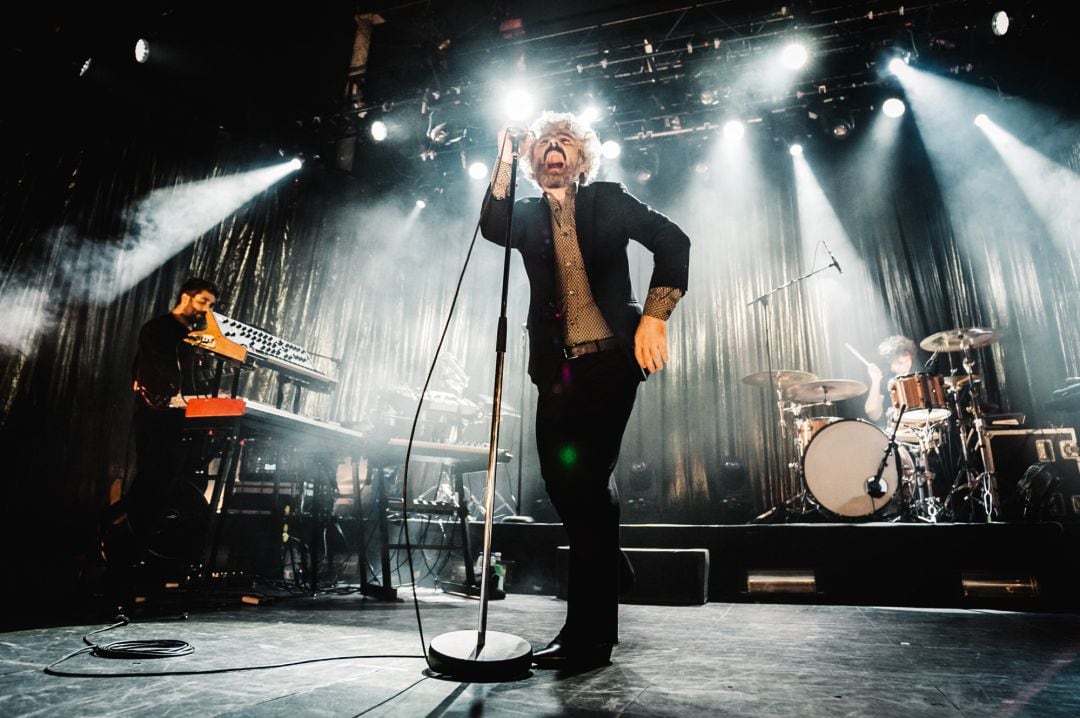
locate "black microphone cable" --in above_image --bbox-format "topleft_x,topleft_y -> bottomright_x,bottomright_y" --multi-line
43,615 -> 424,678
397,130 -> 518,673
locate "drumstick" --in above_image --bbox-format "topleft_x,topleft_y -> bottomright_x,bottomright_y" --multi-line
844,342 -> 873,368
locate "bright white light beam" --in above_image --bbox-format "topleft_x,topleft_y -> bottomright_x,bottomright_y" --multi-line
976,116 -> 1080,251
80,159 -> 303,301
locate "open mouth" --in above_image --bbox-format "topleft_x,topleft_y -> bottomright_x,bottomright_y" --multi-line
544,149 -> 566,171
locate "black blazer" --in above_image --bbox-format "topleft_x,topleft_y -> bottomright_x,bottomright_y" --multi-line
480,181 -> 690,384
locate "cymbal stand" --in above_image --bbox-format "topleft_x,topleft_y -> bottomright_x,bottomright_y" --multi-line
965,347 -> 997,521
949,346 -> 997,522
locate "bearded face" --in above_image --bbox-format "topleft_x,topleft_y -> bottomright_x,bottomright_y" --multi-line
176,290 -> 216,328
529,126 -> 586,190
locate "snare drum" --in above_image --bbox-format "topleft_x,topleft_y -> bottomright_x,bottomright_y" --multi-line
888,373 -> 949,425
803,418 -> 908,518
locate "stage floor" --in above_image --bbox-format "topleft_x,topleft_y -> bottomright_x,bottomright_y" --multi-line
3,589 -> 1078,717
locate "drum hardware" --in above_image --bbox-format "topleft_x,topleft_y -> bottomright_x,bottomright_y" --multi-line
943,373 -> 980,390
921,327 -> 1002,522
868,406 -> 908,505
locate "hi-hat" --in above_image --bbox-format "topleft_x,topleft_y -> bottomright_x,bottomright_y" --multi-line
920,327 -> 999,352
741,370 -> 817,389
944,373 -> 981,389
784,379 -> 868,403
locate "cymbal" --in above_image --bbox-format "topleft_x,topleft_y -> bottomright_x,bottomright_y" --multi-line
920,327 -> 999,352
741,370 -> 818,389
784,379 -> 868,403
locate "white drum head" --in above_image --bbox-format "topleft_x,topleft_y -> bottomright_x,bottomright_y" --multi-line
900,407 -> 951,425
803,419 -> 899,517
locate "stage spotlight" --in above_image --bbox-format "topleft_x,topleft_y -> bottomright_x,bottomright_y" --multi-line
601,140 -> 622,159
134,38 -> 150,64
416,199 -> 427,209
974,113 -> 990,128
694,162 -> 709,174
780,42 -> 808,70
723,120 -> 745,141
370,120 -> 388,142
630,151 -> 658,183
288,158 -> 303,171
468,161 -> 488,179
789,143 -> 803,157
579,105 -> 602,125
882,97 -> 906,118
503,88 -> 535,121
830,120 -> 852,139
78,58 -> 93,77
991,10 -> 1010,36
813,106 -> 854,139
888,57 -> 908,75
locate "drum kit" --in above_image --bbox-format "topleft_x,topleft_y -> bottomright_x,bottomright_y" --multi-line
744,327 -> 1002,523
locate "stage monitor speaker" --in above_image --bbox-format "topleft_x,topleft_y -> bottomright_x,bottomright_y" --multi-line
985,428 -> 1080,521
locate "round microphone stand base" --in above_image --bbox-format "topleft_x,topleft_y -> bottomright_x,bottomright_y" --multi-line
428,630 -> 533,682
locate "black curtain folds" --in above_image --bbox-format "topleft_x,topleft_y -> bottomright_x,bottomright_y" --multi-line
2,93 -> 1078,589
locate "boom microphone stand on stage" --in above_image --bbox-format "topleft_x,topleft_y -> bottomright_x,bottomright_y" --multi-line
747,245 -> 841,516
427,130 -> 533,681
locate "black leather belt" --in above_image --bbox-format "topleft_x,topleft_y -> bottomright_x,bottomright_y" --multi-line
564,336 -> 619,359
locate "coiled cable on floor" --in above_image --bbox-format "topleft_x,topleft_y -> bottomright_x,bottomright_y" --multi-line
84,615 -> 196,659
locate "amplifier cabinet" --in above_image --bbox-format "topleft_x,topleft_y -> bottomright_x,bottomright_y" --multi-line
984,427 -> 1080,521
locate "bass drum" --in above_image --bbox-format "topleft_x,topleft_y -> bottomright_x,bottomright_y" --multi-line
803,418 -> 905,518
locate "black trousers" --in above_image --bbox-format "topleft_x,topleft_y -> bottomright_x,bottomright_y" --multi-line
535,349 -> 640,645
128,403 -> 185,537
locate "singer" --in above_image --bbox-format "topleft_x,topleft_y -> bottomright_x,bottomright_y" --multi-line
480,112 -> 690,670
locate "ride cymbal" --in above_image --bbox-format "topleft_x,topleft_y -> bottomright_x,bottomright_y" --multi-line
920,327 -> 999,352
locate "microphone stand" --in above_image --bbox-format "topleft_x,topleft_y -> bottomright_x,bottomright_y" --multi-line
515,324 -> 528,516
427,133 -> 533,681
747,261 -> 841,514
867,405 -> 907,510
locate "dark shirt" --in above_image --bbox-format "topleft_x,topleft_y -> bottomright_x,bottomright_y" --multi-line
132,313 -> 207,409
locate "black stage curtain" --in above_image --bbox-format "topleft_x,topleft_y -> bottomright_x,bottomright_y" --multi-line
2,99 -> 1078,588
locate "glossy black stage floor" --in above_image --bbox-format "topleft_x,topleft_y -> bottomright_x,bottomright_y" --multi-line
4,588 -> 1079,717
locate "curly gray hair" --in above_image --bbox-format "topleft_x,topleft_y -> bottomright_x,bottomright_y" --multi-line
521,111 -> 603,186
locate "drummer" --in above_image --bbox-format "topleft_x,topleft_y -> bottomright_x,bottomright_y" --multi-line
863,335 -> 917,422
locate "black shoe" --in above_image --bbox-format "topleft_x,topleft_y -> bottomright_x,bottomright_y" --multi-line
532,638 -> 613,670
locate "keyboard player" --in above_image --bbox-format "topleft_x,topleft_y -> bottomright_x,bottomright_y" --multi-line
126,277 -> 220,541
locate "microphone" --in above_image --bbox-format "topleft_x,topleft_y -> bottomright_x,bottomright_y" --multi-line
924,351 -> 939,372
822,240 -> 842,274
866,475 -> 887,499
